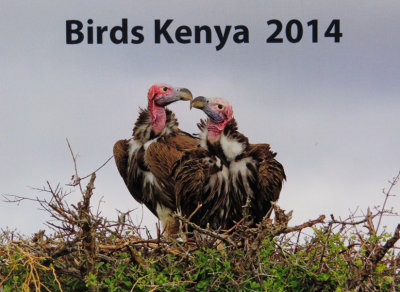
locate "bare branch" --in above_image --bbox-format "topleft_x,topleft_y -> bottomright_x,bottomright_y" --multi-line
376,171 -> 400,233
80,155 -> 114,181
66,138 -> 84,194
277,215 -> 326,235
371,224 -> 400,264
173,213 -> 236,246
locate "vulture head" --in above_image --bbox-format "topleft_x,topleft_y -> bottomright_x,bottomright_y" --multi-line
147,83 -> 192,134
191,96 -> 233,142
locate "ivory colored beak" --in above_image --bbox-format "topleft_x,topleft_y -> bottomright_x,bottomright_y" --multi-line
190,96 -> 208,110
177,88 -> 193,101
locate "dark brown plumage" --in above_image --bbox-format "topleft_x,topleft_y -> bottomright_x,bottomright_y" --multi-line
190,96 -> 286,227
113,84 -> 198,236
172,147 -> 232,231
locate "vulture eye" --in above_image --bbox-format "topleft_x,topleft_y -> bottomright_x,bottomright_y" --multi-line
217,104 -> 224,110
162,87 -> 168,92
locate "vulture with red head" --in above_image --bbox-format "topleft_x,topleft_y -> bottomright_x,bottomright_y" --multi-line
188,96 -> 286,226
113,84 -> 198,236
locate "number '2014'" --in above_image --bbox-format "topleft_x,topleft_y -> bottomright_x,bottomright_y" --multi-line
266,19 -> 342,43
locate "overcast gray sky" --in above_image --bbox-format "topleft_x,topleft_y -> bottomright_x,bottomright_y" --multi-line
1,1 -> 399,236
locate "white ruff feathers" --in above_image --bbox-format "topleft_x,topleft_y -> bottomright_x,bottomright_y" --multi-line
144,137 -> 159,150
127,139 -> 141,172
230,157 -> 254,193
199,128 -> 208,150
220,134 -> 246,161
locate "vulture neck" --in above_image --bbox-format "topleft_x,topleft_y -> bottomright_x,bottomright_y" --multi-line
132,108 -> 178,144
149,103 -> 166,135
207,120 -> 225,143
208,118 -> 249,162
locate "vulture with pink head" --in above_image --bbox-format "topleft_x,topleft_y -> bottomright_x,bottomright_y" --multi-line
113,84 -> 198,236
176,96 -> 286,228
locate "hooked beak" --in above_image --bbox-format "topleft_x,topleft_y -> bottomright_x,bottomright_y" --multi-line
190,96 -> 208,110
176,87 -> 193,101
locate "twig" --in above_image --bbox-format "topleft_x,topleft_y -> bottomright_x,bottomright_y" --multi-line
66,138 -> 83,194
173,213 -> 235,246
279,215 -> 326,235
318,222 -> 333,273
223,218 -> 245,234
294,231 -> 302,253
79,173 -> 97,292
376,171 -> 400,234
330,213 -> 378,226
66,139 -> 113,190
371,224 -> 400,264
80,155 -> 114,181
187,203 -> 203,222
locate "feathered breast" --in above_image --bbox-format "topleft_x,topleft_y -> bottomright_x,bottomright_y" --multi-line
173,148 -> 233,230
196,116 -> 286,226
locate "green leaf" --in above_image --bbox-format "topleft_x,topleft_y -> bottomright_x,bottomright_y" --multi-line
317,273 -> 330,282
96,261 -> 104,269
196,280 -> 210,290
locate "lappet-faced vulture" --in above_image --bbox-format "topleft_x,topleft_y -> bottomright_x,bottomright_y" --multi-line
189,96 -> 286,227
113,84 -> 198,236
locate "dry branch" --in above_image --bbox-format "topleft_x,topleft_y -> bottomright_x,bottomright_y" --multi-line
173,213 -> 236,246
371,223 -> 400,264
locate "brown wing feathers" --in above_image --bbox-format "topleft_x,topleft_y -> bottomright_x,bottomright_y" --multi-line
245,144 -> 286,223
113,105 -> 200,235
145,133 -> 199,194
113,139 -> 129,184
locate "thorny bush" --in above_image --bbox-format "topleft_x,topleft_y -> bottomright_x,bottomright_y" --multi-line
0,146 -> 399,291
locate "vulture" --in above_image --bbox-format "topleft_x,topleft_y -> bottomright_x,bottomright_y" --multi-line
113,84 -> 199,236
188,96 -> 286,226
